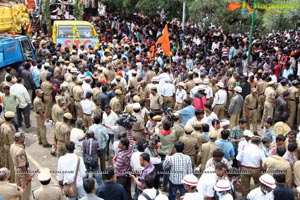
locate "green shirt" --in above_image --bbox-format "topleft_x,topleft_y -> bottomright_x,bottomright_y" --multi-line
3,93 -> 22,113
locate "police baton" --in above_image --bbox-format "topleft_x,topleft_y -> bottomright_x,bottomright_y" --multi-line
21,169 -> 40,189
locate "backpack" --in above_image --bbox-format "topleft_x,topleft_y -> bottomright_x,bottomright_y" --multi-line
140,189 -> 159,200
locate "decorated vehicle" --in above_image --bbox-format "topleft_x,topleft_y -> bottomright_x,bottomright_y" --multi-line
52,20 -> 99,49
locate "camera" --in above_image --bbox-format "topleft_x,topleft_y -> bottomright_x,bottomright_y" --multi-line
149,135 -> 161,148
118,112 -> 137,129
162,104 -> 176,120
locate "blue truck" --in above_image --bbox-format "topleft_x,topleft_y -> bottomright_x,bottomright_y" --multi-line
0,35 -> 36,68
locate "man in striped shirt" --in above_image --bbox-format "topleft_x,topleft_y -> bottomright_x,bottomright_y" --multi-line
113,130 -> 134,200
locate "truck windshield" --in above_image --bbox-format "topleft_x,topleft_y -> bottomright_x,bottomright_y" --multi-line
58,25 -> 93,38
20,40 -> 33,60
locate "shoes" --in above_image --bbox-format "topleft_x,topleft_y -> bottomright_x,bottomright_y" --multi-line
162,187 -> 169,193
38,142 -> 43,145
50,151 -> 57,157
43,143 -> 52,148
25,125 -> 31,128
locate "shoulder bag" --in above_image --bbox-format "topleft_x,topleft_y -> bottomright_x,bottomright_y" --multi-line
63,157 -> 80,198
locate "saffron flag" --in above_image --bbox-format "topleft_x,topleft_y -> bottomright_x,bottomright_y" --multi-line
228,2 -> 242,11
149,45 -> 155,58
155,24 -> 172,56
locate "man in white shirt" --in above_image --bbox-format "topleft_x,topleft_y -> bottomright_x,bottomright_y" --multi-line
175,82 -> 187,110
247,173 -> 276,200
102,105 -> 118,159
201,103 -> 219,130
197,162 -> 228,199
203,78 -> 213,102
10,78 -> 31,128
236,135 -> 266,196
80,92 -> 94,128
57,141 -> 87,199
237,130 -> 253,153
190,78 -> 201,99
82,76 -> 93,98
212,82 -> 227,120
161,78 -> 175,108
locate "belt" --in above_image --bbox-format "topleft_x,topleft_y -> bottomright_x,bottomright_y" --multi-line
133,129 -> 144,132
57,140 -> 65,143
36,112 -> 44,114
44,94 -> 51,96
289,99 -> 296,101
247,108 -> 256,110
83,113 -> 91,116
75,100 -> 81,102
242,165 -> 259,169
216,104 -> 224,105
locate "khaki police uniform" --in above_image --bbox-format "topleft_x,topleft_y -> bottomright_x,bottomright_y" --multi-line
137,86 -> 150,100
262,155 -> 292,188
54,121 -> 71,158
104,69 -> 115,82
273,121 -> 291,137
68,81 -> 76,118
199,141 -> 218,172
51,104 -> 65,123
92,104 -> 102,119
53,66 -> 62,78
244,93 -> 258,132
0,118 -> 5,168
132,112 -> 145,141
256,81 -> 268,119
41,81 -> 53,118
0,181 -> 23,200
1,122 -> 16,182
10,143 -> 31,200
226,77 -> 236,110
294,161 -> 300,187
179,134 -> 199,167
288,85 -> 298,127
173,122 -> 184,142
144,70 -> 156,84
32,184 -> 63,200
92,87 -> 101,100
150,93 -> 163,111
110,97 -> 122,114
73,85 -> 84,119
129,76 -> 139,88
185,80 -> 195,96
33,96 -> 48,145
276,85 -> 288,97
261,86 -> 275,125
40,70 -> 49,83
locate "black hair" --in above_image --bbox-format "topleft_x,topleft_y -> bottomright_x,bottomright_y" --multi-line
202,123 -> 210,132
215,162 -> 228,170
281,113 -> 289,121
204,103 -> 212,110
195,109 -> 205,116
144,174 -> 155,188
104,168 -> 115,180
140,152 -> 150,162
287,142 -> 297,152
137,139 -> 146,152
212,119 -> 220,126
288,130 -> 297,137
212,149 -> 224,158
276,134 -> 286,142
65,141 -> 75,152
221,130 -> 230,140
83,178 -> 95,194
120,137 -> 130,149
183,98 -> 192,105
174,141 -> 184,153
239,118 -> 247,124
5,75 -> 12,82
163,120 -> 171,131
86,92 -> 93,99
93,115 -> 101,124
276,146 -> 286,157
265,118 -> 273,125
40,179 -> 51,185
262,137 -> 270,144
273,173 -> 286,184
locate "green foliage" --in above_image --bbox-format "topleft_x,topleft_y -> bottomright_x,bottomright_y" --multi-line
73,0 -> 84,20
40,0 -> 51,31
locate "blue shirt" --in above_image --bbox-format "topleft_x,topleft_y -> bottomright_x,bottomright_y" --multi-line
89,124 -> 109,150
177,105 -> 195,125
215,139 -> 235,161
96,181 -> 127,200
32,68 -> 41,88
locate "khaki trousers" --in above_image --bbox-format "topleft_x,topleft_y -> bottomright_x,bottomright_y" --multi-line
83,114 -> 92,128
246,109 -> 258,132
15,172 -> 31,200
6,146 -> 15,183
261,102 -> 274,126
241,167 -> 260,196
175,103 -> 183,110
57,141 -> 67,158
44,95 -> 53,118
35,114 -> 47,144
257,95 -> 265,119
230,114 -> 240,129
163,96 -> 174,108
288,100 -> 296,127
213,104 -> 225,120
75,101 -> 83,119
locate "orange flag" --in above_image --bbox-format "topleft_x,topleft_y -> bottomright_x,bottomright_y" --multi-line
228,2 -> 242,11
156,24 -> 172,56
149,45 -> 155,58
246,4 -> 253,12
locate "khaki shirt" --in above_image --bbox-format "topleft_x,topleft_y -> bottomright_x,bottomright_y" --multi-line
41,81 -> 53,96
104,70 -> 115,82
185,80 -> 195,94
10,143 -> 27,169
1,122 -> 15,146
137,86 -> 150,100
273,121 -> 291,137
132,113 -> 145,131
276,85 -> 288,97
34,97 -> 45,113
264,86 -> 276,103
129,77 -> 139,89
256,81 -> 268,95
68,82 -> 76,98
32,184 -> 63,200
73,85 -> 83,101
191,130 -> 208,146
227,77 -> 236,91
53,66 -> 62,78
144,70 -> 156,84
173,122 -> 184,142
200,141 -> 218,171
262,155 -> 292,188
294,161 -> 300,186
124,104 -> 134,114
92,87 -> 101,99
51,104 -> 65,123
0,181 -> 23,200
288,86 -> 299,101
150,93 -> 163,110
40,70 -> 49,83
179,134 -> 199,156
244,94 -> 258,109
54,122 -> 71,142
109,97 -> 122,113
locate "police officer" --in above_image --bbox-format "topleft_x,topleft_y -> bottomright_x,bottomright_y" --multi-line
32,167 -> 63,200
244,88 -> 259,132
1,111 -> 16,182
109,89 -> 122,115
73,79 -> 84,119
184,72 -> 195,96
149,85 -> 163,112
81,92 -> 94,128
131,103 -> 145,141
256,75 -> 268,119
68,76 -> 77,118
54,112 -> 72,158
41,73 -> 53,118
51,98 -> 66,123
124,95 -> 140,114
10,132 -> 32,200
0,167 -> 23,199
262,81 -> 276,126
34,89 -> 51,148
289,80 -> 299,127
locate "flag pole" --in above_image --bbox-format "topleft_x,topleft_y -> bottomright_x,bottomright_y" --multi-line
247,0 -> 257,62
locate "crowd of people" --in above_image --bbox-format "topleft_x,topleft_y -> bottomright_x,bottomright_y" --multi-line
0,11 -> 300,200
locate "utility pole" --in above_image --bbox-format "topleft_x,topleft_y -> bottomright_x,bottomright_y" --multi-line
247,0 -> 257,62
